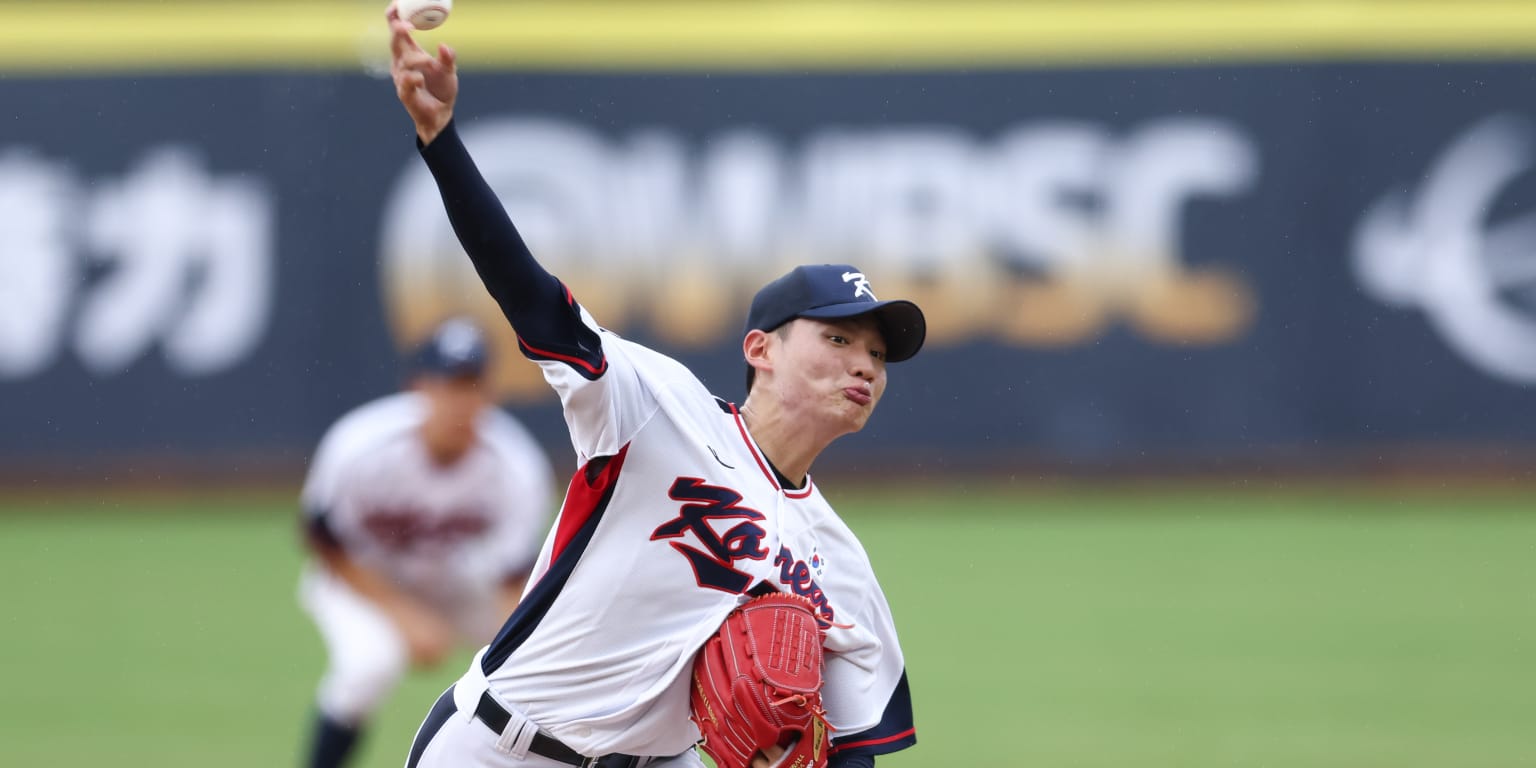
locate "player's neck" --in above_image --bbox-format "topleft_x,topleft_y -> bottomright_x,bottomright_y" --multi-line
419,423 -> 473,467
738,399 -> 831,489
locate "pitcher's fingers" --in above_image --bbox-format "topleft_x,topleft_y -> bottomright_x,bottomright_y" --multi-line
396,70 -> 426,99
389,14 -> 422,58
396,47 -> 437,73
438,44 -> 457,73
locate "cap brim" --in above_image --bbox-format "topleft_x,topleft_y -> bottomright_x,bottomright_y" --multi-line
410,348 -> 489,379
798,299 -> 927,362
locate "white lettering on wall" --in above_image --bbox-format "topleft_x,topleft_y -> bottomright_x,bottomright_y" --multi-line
381,116 -> 1260,398
1354,115 -> 1536,383
0,151 -> 75,377
0,146 -> 273,379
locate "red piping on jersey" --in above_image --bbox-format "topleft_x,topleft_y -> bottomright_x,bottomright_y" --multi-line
830,727 -> 917,753
729,404 -> 814,499
516,333 -> 608,378
549,444 -> 630,563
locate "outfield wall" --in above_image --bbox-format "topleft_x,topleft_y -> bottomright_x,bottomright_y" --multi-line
4,1 -> 1536,477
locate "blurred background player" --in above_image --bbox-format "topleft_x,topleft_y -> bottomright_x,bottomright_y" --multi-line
296,317 -> 554,768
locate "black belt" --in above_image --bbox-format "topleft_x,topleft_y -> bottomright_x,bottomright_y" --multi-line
474,690 -> 644,768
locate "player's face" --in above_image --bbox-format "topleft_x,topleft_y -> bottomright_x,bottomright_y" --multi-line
775,316 -> 888,433
416,374 -> 489,464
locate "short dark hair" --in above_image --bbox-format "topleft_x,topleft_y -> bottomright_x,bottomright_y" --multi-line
743,325 -> 792,395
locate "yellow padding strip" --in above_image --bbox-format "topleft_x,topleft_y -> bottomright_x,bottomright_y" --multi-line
6,1 -> 1536,73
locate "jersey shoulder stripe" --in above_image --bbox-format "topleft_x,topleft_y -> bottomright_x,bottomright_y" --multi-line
480,443 -> 631,673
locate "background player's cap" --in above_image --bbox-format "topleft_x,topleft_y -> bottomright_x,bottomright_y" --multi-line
745,264 -> 927,362
410,317 -> 490,378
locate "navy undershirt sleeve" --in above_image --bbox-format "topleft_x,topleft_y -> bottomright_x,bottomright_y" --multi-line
829,753 -> 875,768
417,121 -> 605,374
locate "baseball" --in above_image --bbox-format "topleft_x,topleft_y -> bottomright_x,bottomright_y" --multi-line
397,0 -> 452,30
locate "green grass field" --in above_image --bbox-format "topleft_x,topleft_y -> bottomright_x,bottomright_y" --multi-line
2,483 -> 1533,767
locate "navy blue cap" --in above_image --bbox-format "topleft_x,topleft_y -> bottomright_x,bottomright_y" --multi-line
745,264 -> 926,362
410,317 -> 490,378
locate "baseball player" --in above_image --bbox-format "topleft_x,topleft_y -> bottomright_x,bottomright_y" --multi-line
387,5 -> 920,767
298,317 -> 554,768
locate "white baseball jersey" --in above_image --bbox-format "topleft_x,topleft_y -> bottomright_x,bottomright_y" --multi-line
302,392 -> 553,602
472,307 -> 910,757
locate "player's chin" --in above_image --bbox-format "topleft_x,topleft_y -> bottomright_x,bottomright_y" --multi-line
834,398 -> 876,431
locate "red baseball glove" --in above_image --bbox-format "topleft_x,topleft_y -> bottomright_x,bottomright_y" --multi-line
690,592 -> 832,768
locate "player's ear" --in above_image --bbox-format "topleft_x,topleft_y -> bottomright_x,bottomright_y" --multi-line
743,328 -> 773,380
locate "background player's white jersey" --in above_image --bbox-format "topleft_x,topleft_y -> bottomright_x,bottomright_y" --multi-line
474,308 -> 907,757
302,392 -> 552,600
